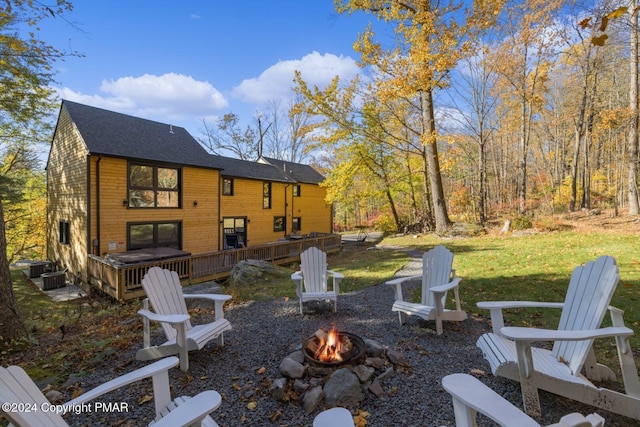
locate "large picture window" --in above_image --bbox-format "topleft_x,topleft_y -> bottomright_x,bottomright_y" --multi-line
128,163 -> 180,208
128,221 -> 182,250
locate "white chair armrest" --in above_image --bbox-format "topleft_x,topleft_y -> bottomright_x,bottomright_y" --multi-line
138,309 -> 190,325
150,390 -> 222,427
291,271 -> 303,296
385,275 -> 421,287
327,270 -> 343,294
183,294 -> 231,321
501,326 -> 634,342
430,277 -> 462,294
67,357 -> 179,409
386,275 -> 421,303
477,301 -> 565,310
183,294 -> 231,302
327,269 -> 344,279
442,373 -> 540,426
477,301 -> 564,334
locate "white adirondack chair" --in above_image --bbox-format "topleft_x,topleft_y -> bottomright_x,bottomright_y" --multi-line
385,245 -> 467,335
442,373 -> 605,427
291,247 -> 343,314
313,407 -> 355,427
476,255 -> 640,420
136,267 -> 232,372
0,356 -> 222,427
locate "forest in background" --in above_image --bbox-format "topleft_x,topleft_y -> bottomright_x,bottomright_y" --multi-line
288,0 -> 640,233
4,0 -> 640,263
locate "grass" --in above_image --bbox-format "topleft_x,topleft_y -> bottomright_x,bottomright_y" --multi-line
4,226 -> 640,387
380,231 -> 640,371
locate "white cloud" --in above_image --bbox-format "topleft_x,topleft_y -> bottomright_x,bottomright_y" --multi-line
232,51 -> 361,105
55,73 -> 229,121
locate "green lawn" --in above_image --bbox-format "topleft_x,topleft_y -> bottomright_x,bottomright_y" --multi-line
377,231 -> 640,372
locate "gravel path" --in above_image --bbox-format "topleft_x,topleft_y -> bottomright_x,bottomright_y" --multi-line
63,249 -> 635,427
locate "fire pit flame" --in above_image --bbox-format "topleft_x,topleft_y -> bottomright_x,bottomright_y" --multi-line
314,326 -> 353,362
304,326 -> 364,367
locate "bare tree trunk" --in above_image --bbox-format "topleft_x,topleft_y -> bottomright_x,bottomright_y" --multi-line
518,99 -> 528,214
421,89 -> 451,233
0,198 -> 27,342
628,2 -> 640,215
570,129 -> 581,211
478,140 -> 488,224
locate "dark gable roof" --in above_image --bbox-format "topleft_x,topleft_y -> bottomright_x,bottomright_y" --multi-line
209,156 -> 295,183
259,157 -> 325,184
61,100 -> 217,169
58,100 -> 325,184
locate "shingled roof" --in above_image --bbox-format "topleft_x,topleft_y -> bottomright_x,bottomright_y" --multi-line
55,100 -> 325,184
259,157 -> 325,184
208,155 -> 296,183
58,100 -> 218,169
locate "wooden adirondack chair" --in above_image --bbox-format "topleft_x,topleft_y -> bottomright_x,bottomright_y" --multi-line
385,245 -> 467,335
291,247 -> 344,314
442,373 -> 605,427
476,255 -> 640,420
136,267 -> 232,372
0,356 -> 222,427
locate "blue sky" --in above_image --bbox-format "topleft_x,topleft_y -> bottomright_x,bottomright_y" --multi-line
41,1 -> 377,140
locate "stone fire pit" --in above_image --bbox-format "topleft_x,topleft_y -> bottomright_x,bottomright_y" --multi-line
272,328 -> 409,413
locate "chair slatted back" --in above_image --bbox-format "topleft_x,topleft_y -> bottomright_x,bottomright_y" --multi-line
1,365 -> 68,426
421,245 -> 455,307
300,247 -> 328,293
141,267 -> 193,341
552,255 -> 619,375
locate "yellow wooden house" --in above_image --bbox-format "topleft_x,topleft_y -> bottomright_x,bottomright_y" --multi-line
46,100 -> 336,299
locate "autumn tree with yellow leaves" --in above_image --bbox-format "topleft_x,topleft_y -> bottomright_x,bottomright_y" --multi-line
0,0 -> 78,342
295,0 -> 504,233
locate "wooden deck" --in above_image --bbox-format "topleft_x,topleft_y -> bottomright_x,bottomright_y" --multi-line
87,234 -> 342,301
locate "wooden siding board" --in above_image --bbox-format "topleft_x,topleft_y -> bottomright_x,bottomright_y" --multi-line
47,108 -> 89,281
96,159 -> 220,256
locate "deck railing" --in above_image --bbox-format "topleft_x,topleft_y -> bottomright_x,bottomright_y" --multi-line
87,234 -> 342,301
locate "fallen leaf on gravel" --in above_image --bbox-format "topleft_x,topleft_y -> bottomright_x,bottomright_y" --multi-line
233,383 -> 242,391
256,366 -> 266,374
470,368 -> 485,376
137,394 -> 153,405
268,410 -> 282,422
71,388 -> 84,399
354,409 -> 370,426
247,401 -> 257,410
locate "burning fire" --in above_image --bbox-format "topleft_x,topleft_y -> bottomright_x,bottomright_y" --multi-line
313,325 -> 352,362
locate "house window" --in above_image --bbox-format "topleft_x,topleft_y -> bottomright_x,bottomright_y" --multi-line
263,182 -> 271,209
222,177 -> 234,196
128,221 -> 182,250
59,221 -> 70,245
293,185 -> 301,197
128,163 -> 181,208
273,216 -> 286,232
223,217 -> 246,249
292,217 -> 302,232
